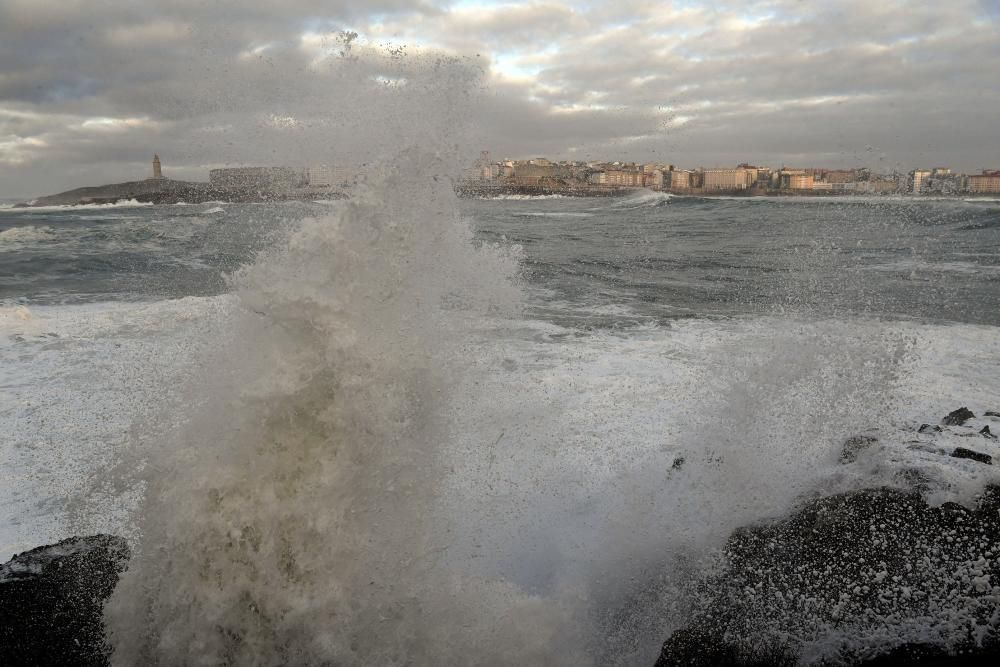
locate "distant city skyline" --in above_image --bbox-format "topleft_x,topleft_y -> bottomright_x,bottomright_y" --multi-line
1,0 -> 999,198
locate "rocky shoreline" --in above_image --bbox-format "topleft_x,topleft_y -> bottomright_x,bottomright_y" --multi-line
0,535 -> 128,666
3,408 -> 998,665
657,407 -> 1000,666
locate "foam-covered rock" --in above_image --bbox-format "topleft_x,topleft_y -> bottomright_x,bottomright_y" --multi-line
0,535 -> 129,666
840,435 -> 878,464
655,486 -> 1000,666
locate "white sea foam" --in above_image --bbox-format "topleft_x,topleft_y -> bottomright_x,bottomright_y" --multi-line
202,206 -> 225,214
0,225 -> 56,245
0,296 -> 232,560
485,193 -> 567,200
6,285 -> 998,664
606,189 -> 674,209
4,198 -> 154,213
514,211 -> 594,218
865,258 -> 1000,276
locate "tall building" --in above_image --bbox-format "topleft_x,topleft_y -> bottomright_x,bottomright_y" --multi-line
779,170 -> 814,190
510,161 -> 572,181
668,170 -> 692,189
703,167 -> 757,190
910,169 -> 931,194
471,151 -> 497,181
152,154 -> 162,179
968,170 -> 1000,194
601,169 -> 643,186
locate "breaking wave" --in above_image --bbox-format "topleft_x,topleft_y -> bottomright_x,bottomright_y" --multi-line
607,190 -> 674,209
485,194 -> 567,200
0,225 -> 56,245
6,199 -> 154,213
98,151 -> 596,664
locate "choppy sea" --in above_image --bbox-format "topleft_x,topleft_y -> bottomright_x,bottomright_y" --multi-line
2,191 -> 1000,663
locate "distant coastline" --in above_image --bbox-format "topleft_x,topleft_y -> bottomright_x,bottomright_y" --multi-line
14,176 -> 1000,209
455,181 -> 998,200
13,177 -> 348,208
13,154 -> 999,207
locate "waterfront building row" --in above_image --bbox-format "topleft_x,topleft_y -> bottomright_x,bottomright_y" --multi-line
172,155 -> 1000,196
465,157 -> 1000,194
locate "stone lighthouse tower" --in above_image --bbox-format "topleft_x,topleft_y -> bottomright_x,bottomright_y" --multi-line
152,154 -> 162,179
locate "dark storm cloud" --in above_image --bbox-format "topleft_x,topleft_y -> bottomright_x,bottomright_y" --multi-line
0,0 -> 997,197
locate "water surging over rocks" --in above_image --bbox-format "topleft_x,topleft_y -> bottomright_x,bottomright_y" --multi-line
100,153 -> 588,664
656,485 -> 1000,666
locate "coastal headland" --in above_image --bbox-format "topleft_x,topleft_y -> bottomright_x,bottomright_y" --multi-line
15,177 -> 348,208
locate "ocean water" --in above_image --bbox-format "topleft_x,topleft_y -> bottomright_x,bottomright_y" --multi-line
2,190 -> 1000,663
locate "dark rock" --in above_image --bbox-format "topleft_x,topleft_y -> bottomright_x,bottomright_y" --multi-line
859,642 -> 1000,665
671,456 -> 685,470
0,535 -> 129,666
654,486 -> 1000,666
985,411 -> 1000,418
979,485 -> 1000,514
840,435 -> 878,463
894,467 -> 933,493
918,423 -> 943,433
980,425 -> 997,439
941,407 -> 975,426
951,447 -> 993,465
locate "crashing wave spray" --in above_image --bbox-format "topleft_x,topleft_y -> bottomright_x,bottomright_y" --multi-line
92,40 -> 939,666
102,46 -> 587,662
103,152 -> 578,664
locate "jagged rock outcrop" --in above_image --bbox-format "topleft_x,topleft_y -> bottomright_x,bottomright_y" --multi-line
942,407 -> 976,426
0,535 -> 129,666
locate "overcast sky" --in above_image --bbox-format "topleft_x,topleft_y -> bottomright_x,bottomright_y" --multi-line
1,0 -> 998,197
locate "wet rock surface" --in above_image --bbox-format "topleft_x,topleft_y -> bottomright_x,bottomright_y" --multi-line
840,435 -> 878,464
655,486 -> 1000,666
656,406 -> 1000,666
0,535 -> 129,666
951,447 -> 993,465
942,407 -> 976,426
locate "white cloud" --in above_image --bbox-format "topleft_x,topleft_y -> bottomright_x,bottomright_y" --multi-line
0,0 -> 997,196
79,116 -> 158,132
105,20 -> 191,46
